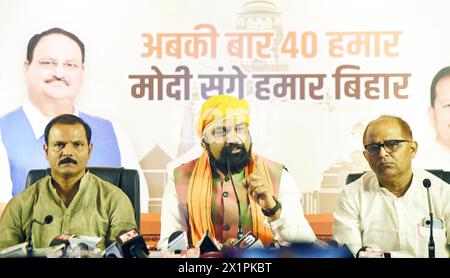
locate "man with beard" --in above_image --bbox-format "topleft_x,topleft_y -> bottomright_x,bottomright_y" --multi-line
158,95 -> 315,250
333,115 -> 450,257
0,114 -> 136,251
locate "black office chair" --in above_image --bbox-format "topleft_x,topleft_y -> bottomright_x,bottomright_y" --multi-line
26,167 -> 141,230
346,169 -> 450,185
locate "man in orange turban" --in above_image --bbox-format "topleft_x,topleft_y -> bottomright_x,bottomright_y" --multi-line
158,95 -> 315,250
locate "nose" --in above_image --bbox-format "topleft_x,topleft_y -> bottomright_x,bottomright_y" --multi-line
376,145 -> 389,157
61,144 -> 75,157
225,128 -> 241,144
52,63 -> 65,79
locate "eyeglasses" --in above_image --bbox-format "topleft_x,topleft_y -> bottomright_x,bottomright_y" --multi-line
364,139 -> 412,156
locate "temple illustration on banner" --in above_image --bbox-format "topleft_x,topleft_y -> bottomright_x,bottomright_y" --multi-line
138,0 -> 369,214
302,121 -> 369,214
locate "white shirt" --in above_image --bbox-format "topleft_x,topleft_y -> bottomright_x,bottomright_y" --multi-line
0,99 -> 149,212
158,166 -> 316,250
333,169 -> 450,258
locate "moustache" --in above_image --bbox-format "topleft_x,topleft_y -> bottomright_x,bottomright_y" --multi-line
220,143 -> 246,158
58,157 -> 77,166
377,159 -> 395,166
45,77 -> 69,86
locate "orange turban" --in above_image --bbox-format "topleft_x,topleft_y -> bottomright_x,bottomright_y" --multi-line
196,95 -> 250,138
188,95 -> 275,246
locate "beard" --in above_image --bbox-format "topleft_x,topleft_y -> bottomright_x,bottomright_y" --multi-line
205,142 -> 252,178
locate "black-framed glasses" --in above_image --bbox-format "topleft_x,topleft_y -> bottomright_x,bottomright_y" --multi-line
364,139 -> 412,155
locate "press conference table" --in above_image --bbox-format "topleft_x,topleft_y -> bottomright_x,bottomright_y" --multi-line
140,213 -> 333,249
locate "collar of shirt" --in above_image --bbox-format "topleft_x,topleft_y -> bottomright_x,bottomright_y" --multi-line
47,171 -> 91,210
371,170 -> 419,200
212,170 -> 245,185
23,98 -> 80,140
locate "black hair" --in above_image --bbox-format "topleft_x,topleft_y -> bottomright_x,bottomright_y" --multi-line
430,66 -> 450,107
26,27 -> 85,63
44,114 -> 92,144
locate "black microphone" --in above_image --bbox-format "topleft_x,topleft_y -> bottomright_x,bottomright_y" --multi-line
167,231 -> 189,254
49,234 -> 73,248
197,230 -> 221,257
226,160 -> 243,240
422,178 -> 435,258
103,242 -> 123,258
356,246 -> 391,258
115,228 -> 150,258
26,214 -> 53,256
49,233 -> 74,257
233,231 -> 264,250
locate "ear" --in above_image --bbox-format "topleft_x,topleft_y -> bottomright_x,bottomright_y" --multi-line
428,106 -> 436,131
43,144 -> 49,160
410,141 -> 418,158
88,143 -> 93,156
363,150 -> 370,163
24,60 -> 30,76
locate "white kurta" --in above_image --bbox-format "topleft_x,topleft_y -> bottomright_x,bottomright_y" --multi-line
333,169 -> 450,257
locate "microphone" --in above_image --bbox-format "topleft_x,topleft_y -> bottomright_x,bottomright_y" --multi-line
226,160 -> 243,240
197,230 -> 221,257
104,242 -> 123,258
115,228 -> 150,258
422,178 -> 435,258
49,234 -> 73,248
49,234 -> 99,258
26,214 -> 53,256
356,246 -> 391,258
49,234 -> 73,258
167,231 -> 189,254
233,231 -> 264,251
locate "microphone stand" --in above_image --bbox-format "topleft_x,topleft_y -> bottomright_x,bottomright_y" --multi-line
26,221 -> 34,257
26,215 -> 53,257
426,186 -> 435,258
26,195 -> 38,257
227,160 -> 243,240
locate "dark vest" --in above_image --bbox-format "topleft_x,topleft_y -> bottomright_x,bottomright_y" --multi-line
173,155 -> 284,243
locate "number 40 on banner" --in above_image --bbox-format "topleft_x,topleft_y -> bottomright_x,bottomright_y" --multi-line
280,31 -> 318,58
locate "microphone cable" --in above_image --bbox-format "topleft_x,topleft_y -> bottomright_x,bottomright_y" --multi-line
227,160 -> 243,239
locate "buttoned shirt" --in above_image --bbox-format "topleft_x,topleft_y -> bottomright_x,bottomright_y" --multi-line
333,169 -> 450,257
0,99 -> 149,212
0,172 -> 136,251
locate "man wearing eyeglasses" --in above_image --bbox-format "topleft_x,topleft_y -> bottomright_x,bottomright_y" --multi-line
0,28 -> 148,215
333,115 -> 450,257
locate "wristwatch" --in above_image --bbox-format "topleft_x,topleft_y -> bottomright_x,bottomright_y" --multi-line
261,198 -> 282,217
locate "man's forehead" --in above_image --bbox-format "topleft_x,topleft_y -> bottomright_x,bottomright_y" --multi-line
48,124 -> 86,139
366,121 -> 404,140
33,34 -> 83,60
213,119 -> 247,129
